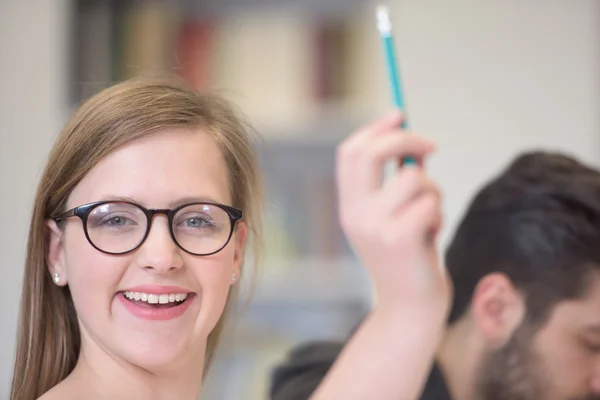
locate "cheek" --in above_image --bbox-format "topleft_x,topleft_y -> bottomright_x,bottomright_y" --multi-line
191,241 -> 237,286
186,247 -> 236,325
533,328 -> 593,394
63,232 -> 129,318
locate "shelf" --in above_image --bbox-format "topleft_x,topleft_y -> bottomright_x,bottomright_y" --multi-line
178,0 -> 371,17
253,101 -> 373,144
238,257 -> 370,304
230,256 -> 371,340
70,0 -> 389,125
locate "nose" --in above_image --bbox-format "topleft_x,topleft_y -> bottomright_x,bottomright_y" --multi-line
135,215 -> 183,273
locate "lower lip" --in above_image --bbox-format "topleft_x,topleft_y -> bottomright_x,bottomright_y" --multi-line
117,293 -> 194,321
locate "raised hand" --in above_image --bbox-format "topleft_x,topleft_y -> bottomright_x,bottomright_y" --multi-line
336,110 -> 451,317
310,111 -> 452,400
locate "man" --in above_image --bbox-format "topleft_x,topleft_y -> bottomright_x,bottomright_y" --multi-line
270,151 -> 600,400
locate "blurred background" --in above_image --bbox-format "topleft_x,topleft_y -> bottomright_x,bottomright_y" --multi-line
1,0 -> 599,398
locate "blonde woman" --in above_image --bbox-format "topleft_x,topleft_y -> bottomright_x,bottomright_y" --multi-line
10,76 -> 450,400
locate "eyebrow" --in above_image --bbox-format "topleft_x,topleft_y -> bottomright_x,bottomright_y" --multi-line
99,195 -> 225,208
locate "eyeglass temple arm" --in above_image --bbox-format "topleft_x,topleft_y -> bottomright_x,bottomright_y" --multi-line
52,208 -> 77,222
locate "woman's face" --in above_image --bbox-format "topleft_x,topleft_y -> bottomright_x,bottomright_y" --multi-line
47,128 -> 247,370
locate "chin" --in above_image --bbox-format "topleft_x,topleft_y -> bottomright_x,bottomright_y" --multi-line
120,336 -> 203,372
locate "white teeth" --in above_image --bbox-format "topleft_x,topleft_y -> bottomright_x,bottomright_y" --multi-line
123,291 -> 188,304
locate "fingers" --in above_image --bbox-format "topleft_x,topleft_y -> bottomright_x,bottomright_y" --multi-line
360,135 -> 435,192
336,111 -> 403,183
337,131 -> 435,197
376,165 -> 442,248
383,191 -> 442,249
338,111 -> 403,166
337,111 -> 442,249
377,167 -> 439,216
354,110 -> 403,140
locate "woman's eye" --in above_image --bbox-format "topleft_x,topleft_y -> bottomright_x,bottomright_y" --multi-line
109,217 -> 126,225
100,215 -> 133,227
185,217 -> 211,228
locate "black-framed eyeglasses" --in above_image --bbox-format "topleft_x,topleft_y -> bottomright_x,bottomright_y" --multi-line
52,201 -> 243,256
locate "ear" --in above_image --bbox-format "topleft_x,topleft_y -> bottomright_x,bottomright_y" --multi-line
471,272 -> 525,348
231,221 -> 248,284
46,219 -> 68,286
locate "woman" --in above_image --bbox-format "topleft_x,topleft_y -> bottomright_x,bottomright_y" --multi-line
10,76 -> 450,400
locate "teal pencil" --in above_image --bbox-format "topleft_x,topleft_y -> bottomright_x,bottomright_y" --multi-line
376,5 -> 416,165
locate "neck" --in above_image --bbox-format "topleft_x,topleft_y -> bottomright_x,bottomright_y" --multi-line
436,318 -> 483,400
66,331 -> 207,400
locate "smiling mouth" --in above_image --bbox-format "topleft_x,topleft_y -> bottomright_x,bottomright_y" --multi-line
120,291 -> 193,309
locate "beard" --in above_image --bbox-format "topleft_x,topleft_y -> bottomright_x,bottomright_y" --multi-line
475,323 -> 599,400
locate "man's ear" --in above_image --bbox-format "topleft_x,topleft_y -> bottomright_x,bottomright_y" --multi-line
46,219 -> 68,286
471,272 -> 525,348
231,221 -> 248,284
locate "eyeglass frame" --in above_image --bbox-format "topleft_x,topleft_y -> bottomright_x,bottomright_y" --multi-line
51,200 -> 244,257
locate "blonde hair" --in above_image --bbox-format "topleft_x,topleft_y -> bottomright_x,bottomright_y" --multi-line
10,76 -> 264,400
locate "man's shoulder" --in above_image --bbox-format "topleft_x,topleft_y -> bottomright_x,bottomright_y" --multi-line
420,363 -> 453,400
269,340 -> 346,400
269,341 -> 452,400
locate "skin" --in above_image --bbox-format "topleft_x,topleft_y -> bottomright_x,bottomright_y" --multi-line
438,272 -> 600,400
43,128 -> 247,400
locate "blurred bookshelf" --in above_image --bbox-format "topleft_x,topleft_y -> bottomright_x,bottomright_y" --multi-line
70,0 -> 387,398
70,0 -> 390,132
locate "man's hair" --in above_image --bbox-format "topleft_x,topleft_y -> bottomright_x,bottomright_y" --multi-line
446,151 -> 600,325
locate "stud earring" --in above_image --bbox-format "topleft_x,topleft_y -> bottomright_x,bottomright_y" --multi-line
232,272 -> 237,282
53,272 -> 60,283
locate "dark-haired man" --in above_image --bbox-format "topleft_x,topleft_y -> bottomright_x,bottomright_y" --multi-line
271,151 -> 600,400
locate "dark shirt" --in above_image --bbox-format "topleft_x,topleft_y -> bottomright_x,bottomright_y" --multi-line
421,362 -> 452,400
270,341 -> 452,400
